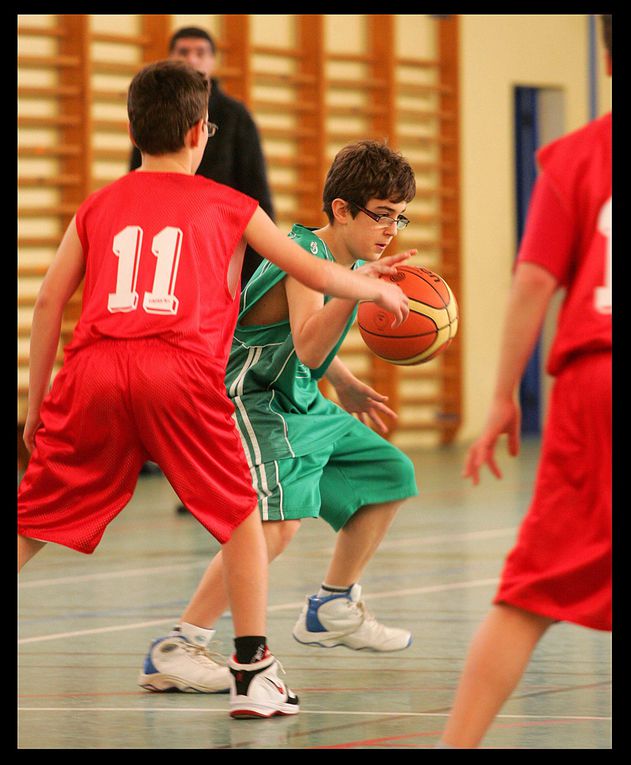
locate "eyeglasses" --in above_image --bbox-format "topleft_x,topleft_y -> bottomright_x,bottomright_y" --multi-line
205,121 -> 219,137
349,201 -> 410,231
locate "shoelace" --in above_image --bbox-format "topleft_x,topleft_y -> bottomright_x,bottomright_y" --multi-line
347,598 -> 369,621
346,599 -> 390,634
205,640 -> 229,666
180,640 -> 228,667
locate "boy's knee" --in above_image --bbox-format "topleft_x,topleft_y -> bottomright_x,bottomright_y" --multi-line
390,450 -> 416,489
263,519 -> 300,559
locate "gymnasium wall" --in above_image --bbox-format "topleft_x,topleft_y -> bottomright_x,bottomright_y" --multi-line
18,13 -> 460,456
17,14 -> 611,454
458,14 -> 611,440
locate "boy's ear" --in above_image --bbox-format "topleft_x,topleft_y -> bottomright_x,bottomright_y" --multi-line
330,198 -> 353,225
188,118 -> 205,149
127,122 -> 138,148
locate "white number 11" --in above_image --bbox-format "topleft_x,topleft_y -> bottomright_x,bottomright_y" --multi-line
108,225 -> 182,315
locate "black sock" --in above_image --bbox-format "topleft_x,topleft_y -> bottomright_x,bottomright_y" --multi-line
234,636 -> 267,664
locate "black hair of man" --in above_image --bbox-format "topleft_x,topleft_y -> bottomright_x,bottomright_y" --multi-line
169,26 -> 216,55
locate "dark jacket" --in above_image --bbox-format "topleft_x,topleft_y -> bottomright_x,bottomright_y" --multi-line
130,78 -> 274,286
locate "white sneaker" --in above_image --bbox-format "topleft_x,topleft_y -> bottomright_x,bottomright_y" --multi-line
292,583 -> 412,652
228,652 -> 299,719
138,635 -> 230,693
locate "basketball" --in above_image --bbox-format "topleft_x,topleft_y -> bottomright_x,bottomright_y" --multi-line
357,265 -> 459,365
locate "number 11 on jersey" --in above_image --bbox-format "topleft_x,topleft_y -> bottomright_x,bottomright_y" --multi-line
108,225 -> 182,315
143,227 -> 182,315
108,226 -> 143,313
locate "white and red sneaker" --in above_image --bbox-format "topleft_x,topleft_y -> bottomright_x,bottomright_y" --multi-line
228,651 -> 299,719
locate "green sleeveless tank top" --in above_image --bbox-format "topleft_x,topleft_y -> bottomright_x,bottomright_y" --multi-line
225,224 -> 360,466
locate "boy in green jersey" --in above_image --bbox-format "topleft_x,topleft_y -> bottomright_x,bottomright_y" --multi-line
139,141 -> 419,693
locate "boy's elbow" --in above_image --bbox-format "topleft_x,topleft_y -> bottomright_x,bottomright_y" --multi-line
515,262 -> 558,294
306,260 -> 331,296
33,290 -> 52,315
33,286 -> 64,319
294,343 -> 323,370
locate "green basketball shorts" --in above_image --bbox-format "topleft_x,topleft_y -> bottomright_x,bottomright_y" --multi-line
248,418 -> 418,531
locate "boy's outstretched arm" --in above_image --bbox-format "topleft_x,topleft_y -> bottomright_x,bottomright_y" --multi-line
24,217 -> 86,452
244,207 -> 409,325
463,262 -> 558,485
286,249 -> 414,369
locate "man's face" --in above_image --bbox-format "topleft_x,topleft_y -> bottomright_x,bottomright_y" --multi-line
170,37 -> 216,80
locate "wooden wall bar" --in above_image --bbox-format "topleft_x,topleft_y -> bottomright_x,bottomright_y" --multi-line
437,15 -> 462,444
17,14 -> 461,468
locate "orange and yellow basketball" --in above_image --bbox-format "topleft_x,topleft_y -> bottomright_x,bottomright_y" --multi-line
357,265 -> 459,365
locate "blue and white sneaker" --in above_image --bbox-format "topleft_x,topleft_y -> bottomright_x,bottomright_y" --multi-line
138,635 -> 230,693
292,583 -> 412,652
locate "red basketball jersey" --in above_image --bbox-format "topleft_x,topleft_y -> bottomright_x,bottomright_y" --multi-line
517,112 -> 612,375
69,172 -> 258,367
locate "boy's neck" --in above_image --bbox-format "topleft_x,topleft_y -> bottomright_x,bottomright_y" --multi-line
313,224 -> 355,268
136,151 -> 195,175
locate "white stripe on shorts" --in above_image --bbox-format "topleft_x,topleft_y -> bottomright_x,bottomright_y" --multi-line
231,346 -> 263,466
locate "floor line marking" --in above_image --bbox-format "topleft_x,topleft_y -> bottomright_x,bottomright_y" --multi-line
18,561 -> 208,589
16,706 -> 611,721
18,618 -> 176,644
347,527 -> 518,552
18,528 -> 517,589
18,578 -> 498,644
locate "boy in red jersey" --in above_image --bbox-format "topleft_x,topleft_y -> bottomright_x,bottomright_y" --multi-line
17,60 -> 410,719
437,15 -> 612,748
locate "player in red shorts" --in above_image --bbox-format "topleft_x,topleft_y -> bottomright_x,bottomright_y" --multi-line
438,14 -> 612,749
17,59 -> 409,719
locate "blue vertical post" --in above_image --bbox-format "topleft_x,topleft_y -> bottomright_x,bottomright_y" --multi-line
588,14 -> 598,121
514,86 -> 541,434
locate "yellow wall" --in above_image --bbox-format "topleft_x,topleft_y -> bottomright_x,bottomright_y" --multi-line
457,14 -> 611,441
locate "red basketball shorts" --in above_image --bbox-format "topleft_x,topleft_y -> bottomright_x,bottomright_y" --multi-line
18,339 -> 258,552
495,351 -> 612,631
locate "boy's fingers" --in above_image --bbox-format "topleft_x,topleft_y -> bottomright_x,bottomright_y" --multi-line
391,301 -> 409,326
381,249 -> 416,265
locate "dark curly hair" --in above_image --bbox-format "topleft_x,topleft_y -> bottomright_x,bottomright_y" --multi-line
322,141 -> 416,224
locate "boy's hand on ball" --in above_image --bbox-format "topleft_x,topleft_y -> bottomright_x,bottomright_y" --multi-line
357,250 -> 416,326
373,281 -> 409,327
375,249 -> 417,273
358,249 -> 417,280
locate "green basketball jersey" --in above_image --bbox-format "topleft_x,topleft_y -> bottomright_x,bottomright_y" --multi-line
225,224 -> 360,466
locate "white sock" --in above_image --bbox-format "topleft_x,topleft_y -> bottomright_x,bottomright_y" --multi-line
170,622 -> 215,648
318,582 -> 353,598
